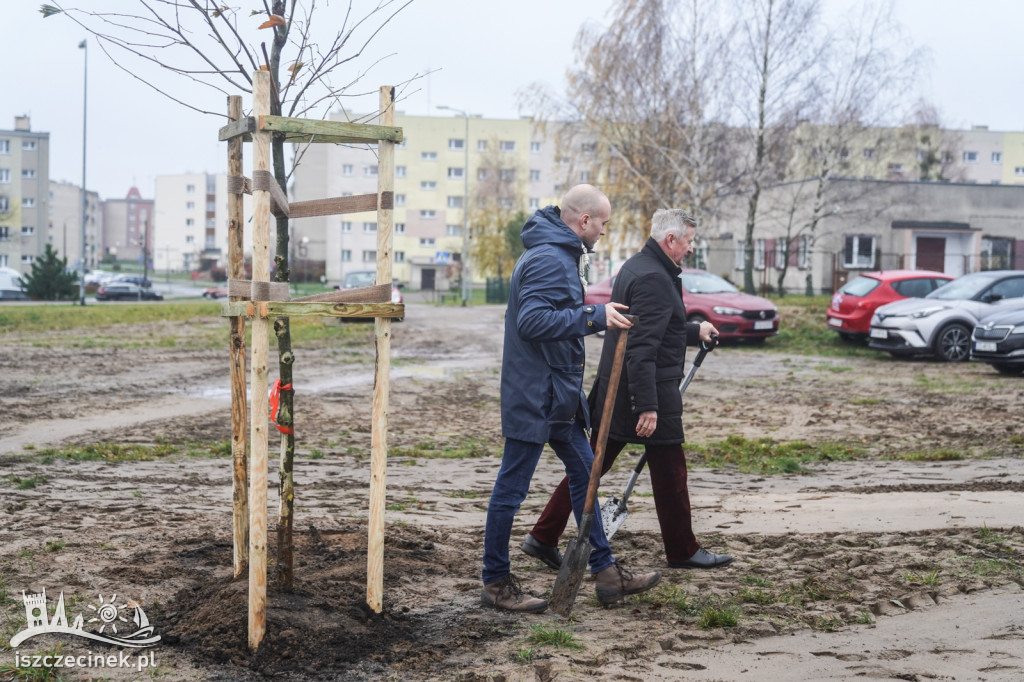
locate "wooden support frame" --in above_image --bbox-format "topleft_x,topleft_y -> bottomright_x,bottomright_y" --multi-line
224,76 -> 402,651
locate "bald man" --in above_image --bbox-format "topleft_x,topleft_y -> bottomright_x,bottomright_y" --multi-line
481,184 -> 661,613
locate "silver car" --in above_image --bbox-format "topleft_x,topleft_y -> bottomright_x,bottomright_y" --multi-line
868,270 -> 1024,362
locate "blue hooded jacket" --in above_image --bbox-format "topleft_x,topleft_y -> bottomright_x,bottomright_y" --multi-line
500,206 -> 608,443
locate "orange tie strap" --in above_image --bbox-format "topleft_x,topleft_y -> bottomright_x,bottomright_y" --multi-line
269,380 -> 295,435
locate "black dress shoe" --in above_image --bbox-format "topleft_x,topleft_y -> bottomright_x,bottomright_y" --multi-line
521,534 -> 562,570
668,548 -> 734,569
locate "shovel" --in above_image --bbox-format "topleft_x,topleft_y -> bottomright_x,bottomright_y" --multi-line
548,314 -> 635,617
599,334 -> 717,539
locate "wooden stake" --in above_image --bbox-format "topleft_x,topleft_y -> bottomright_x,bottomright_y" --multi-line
248,70 -> 272,651
227,94 -> 249,579
367,86 -> 396,614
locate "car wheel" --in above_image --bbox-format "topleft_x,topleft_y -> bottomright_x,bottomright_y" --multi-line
933,323 -> 971,362
993,363 -> 1024,376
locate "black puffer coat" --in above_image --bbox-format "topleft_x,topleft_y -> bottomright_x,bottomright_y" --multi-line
589,238 -> 700,445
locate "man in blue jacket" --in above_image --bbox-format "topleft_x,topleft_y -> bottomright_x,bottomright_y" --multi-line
481,184 -> 661,613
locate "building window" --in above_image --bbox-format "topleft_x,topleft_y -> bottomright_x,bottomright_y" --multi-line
22,140 -> 36,151
500,169 -> 515,181
0,197 -> 8,212
447,196 -> 463,208
981,237 -> 1013,270
186,201 -> 195,210
529,169 -> 541,182
754,238 -> 766,270
396,166 -> 407,178
477,168 -> 488,180
798,235 -> 810,269
394,193 -> 406,206
500,140 -> 516,152
421,151 -> 437,161
863,148 -> 874,160
1015,167 -> 1024,176
420,210 -> 436,219
342,164 -> 353,176
915,150 -> 926,162
186,218 -> 195,227
21,254 -> 35,264
22,198 -> 34,208
185,235 -> 195,244
21,169 -> 35,179
530,141 -> 541,153
477,140 -> 488,152
734,241 -> 746,270
0,254 -> 7,267
186,184 -> 195,193
499,197 -> 515,209
774,240 -> 787,269
363,222 -> 377,233
447,167 -> 464,179
0,140 -> 8,154
992,152 -> 1002,164
529,198 -> 540,210
581,142 -> 597,154
21,225 -> 34,235
843,234 -> 876,268
395,251 -> 405,263
887,163 -> 904,176
0,226 -> 8,240
395,223 -> 405,234
942,152 -> 954,163
364,166 -> 378,177
962,151 -> 978,163
341,221 -> 352,233
579,171 -> 591,183
341,249 -> 351,262
448,138 -> 464,151
362,250 -> 377,262
419,237 -> 436,247
420,181 -> 437,190
0,169 -> 9,183
446,224 -> 461,236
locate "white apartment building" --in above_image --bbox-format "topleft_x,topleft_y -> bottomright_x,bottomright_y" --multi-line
48,180 -> 101,270
0,116 -> 50,273
290,112 -> 562,290
154,173 -> 255,274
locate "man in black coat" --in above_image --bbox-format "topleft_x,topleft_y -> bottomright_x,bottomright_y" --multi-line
523,208 -> 734,570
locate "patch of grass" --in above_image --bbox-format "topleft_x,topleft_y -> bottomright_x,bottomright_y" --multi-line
739,587 -> 775,605
526,623 -> 583,650
901,570 -> 941,586
696,605 -> 740,629
34,442 -> 178,463
44,540 -> 65,553
761,297 -> 883,357
4,475 -> 48,490
308,449 -> 325,460
814,362 -> 853,373
853,610 -> 874,625
851,397 -> 880,406
978,524 -> 1008,545
741,574 -> 774,588
0,643 -> 66,680
391,437 -> 493,459
687,435 -> 864,474
885,448 -> 964,462
386,503 -> 407,511
632,584 -> 694,615
446,490 -> 479,499
185,440 -> 232,459
131,489 -> 143,499
512,647 -> 535,664
813,614 -> 845,631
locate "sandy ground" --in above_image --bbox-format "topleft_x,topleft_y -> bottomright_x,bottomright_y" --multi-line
0,302 -> 1022,681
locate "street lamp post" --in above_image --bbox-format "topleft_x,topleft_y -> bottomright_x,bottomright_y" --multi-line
437,105 -> 470,306
78,38 -> 88,306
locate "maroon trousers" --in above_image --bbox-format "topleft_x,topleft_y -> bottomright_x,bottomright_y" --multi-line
529,436 -> 701,563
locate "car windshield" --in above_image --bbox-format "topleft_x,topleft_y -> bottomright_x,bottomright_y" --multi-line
926,272 -> 997,300
680,271 -> 739,294
344,272 -> 375,288
839,276 -> 881,297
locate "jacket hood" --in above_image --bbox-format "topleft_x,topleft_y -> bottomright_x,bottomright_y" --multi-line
521,206 -> 588,253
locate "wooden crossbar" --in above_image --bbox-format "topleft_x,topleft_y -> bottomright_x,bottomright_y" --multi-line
261,115 -> 403,144
221,301 -> 404,319
290,194 -> 377,218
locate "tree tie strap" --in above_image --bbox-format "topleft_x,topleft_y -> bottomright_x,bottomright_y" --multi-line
269,380 -> 294,435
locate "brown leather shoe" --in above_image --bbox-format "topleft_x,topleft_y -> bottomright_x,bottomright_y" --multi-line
481,574 -> 548,613
594,563 -> 661,605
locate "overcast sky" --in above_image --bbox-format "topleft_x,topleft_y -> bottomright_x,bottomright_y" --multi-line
4,0 -> 1022,201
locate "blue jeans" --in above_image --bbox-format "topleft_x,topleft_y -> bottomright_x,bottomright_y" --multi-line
482,422 -> 614,585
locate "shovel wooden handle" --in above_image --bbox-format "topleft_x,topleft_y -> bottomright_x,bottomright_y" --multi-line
583,315 -> 635,516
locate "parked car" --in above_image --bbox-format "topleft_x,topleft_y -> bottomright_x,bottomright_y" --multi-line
868,270 -> 1024,361
971,304 -> 1024,375
827,270 -> 953,340
95,283 -> 164,301
585,268 -> 778,341
202,285 -> 230,299
112,274 -> 153,288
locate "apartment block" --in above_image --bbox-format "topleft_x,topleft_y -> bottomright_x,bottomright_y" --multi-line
48,180 -> 101,270
291,112 -> 561,289
101,187 -> 154,267
0,116 -> 50,273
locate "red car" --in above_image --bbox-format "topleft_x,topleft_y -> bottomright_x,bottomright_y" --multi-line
585,268 -> 779,341
827,269 -> 953,340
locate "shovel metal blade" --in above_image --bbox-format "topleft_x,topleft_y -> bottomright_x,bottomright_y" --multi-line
548,514 -> 594,617
600,495 -> 629,540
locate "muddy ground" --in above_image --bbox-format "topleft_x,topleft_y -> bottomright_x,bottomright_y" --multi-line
1,302 -> 1022,681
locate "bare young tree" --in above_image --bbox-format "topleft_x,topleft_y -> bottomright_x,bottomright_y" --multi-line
470,135 -> 528,281
42,0 -> 416,590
